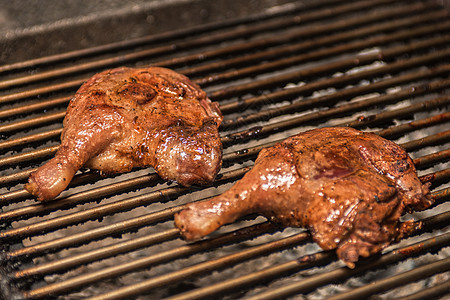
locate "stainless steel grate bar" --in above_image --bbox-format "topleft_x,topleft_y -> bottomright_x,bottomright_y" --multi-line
326,257 -> 450,300
244,230 -> 450,300
0,0 -> 400,91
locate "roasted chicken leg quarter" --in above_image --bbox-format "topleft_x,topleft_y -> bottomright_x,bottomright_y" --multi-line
174,127 -> 433,268
25,67 -> 223,201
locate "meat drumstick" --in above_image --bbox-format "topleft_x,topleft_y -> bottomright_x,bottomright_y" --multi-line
26,67 -> 223,201
174,127 -> 433,267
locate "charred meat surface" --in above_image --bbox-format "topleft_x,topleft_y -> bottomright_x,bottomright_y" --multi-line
174,127 -> 433,267
25,67 -> 223,201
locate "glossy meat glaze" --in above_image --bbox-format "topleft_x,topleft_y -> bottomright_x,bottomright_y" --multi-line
26,67 -> 223,201
174,127 -> 433,267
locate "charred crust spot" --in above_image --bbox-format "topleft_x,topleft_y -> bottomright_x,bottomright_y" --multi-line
202,119 -> 218,127
395,160 -> 410,173
87,104 -> 97,111
117,81 -> 157,105
180,87 -> 186,98
137,88 -> 157,105
174,120 -> 187,127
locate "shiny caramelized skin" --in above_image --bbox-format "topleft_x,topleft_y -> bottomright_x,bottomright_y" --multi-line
25,67 -> 223,201
174,127 -> 433,267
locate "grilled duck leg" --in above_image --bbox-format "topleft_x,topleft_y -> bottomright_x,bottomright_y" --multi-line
26,67 -> 223,201
174,127 -> 433,267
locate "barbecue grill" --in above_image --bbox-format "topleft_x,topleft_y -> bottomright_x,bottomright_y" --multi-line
0,0 -> 449,299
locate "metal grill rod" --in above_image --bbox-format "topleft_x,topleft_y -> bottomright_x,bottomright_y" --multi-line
0,169 -> 37,186
349,105 -> 450,134
372,112 -> 450,139
0,129 -> 62,152
413,149 -> 450,169
209,39 -> 450,101
0,166 -> 249,236
23,227 -> 309,299
0,171 -> 119,204
193,15 -> 450,87
394,281 -> 450,300
0,96 -> 69,120
1,19 -> 447,124
327,257 -> 450,300
1,50 -> 449,171
343,104 -> 450,132
173,6 -> 448,79
13,222 -> 276,281
0,80 -> 82,106
84,215 -> 450,300
2,66 -> 449,166
396,130 -> 450,153
0,0 -> 398,91
2,65 -> 449,158
0,111 -> 65,135
221,76 -> 450,129
165,252 -> 334,300
0,145 -> 58,171
426,169 -> 450,188
219,61 -> 450,116
223,98 -> 450,148
0,0 -> 330,74
244,230 -> 450,300
165,223 -> 450,300
359,103 -> 450,134
0,0 -> 436,106
3,54 -> 449,159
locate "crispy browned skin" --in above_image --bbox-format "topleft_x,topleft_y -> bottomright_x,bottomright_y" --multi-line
25,67 -> 223,201
174,127 -> 433,267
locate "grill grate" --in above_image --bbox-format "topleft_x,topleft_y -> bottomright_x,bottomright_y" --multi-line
0,0 -> 449,299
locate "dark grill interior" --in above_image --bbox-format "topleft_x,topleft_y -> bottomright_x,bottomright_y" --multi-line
0,0 -> 449,299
